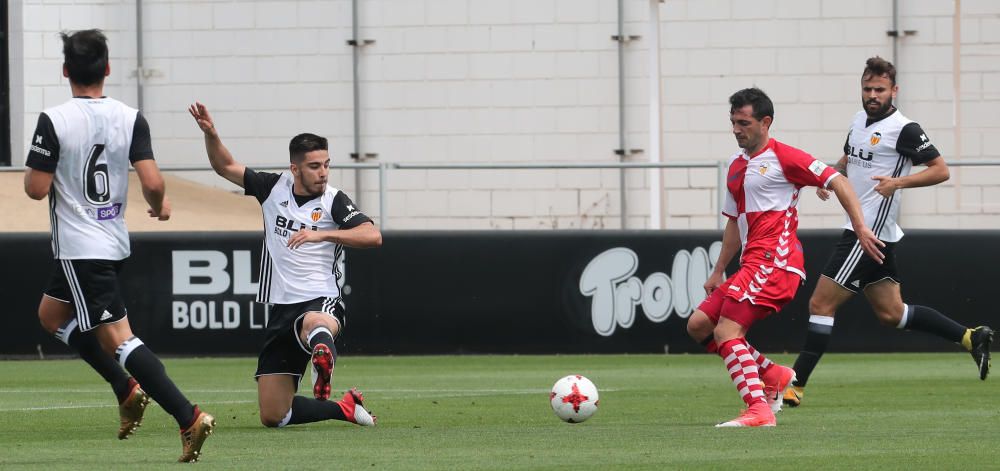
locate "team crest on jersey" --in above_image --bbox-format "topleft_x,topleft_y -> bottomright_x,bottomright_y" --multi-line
310,207 -> 323,222
870,132 -> 881,146
758,163 -> 769,176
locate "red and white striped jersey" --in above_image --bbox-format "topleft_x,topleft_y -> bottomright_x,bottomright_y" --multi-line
722,138 -> 839,280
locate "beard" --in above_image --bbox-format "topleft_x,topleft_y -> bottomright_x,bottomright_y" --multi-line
864,97 -> 894,118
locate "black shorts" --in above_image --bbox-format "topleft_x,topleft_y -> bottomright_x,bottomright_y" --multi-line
254,297 -> 345,383
45,259 -> 128,332
820,230 -> 900,293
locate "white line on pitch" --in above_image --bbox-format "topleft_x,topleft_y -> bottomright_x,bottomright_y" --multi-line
0,388 -> 620,394
0,388 -> 621,412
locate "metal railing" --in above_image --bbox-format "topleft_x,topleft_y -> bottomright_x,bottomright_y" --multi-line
5,159 -> 1000,230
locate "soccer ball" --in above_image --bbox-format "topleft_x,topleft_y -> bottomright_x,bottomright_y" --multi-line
549,375 -> 599,423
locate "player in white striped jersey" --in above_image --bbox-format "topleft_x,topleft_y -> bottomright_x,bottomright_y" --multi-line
190,102 -> 380,429
24,30 -> 213,461
785,57 -> 994,407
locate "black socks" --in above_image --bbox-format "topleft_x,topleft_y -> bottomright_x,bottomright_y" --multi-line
115,337 -> 195,429
791,315 -> 834,387
56,319 -> 132,402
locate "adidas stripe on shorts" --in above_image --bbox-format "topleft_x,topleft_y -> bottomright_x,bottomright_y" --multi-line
44,259 -> 128,332
820,230 -> 900,293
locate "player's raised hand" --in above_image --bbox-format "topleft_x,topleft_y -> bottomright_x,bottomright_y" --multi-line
871,175 -> 899,198
854,224 -> 886,264
148,196 -> 171,221
816,187 -> 831,201
188,102 -> 217,136
287,228 -> 326,249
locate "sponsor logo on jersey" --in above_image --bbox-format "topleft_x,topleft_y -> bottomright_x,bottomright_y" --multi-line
96,203 -> 123,221
280,201 -> 289,207
29,144 -> 51,157
915,133 -> 933,152
311,207 -> 323,222
808,160 -> 829,176
870,132 -> 881,146
30,135 -> 52,156
273,215 -> 318,237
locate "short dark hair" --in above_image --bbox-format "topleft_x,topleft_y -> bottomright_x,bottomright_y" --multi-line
863,56 -> 896,85
289,133 -> 329,163
729,87 -> 774,122
60,29 -> 109,86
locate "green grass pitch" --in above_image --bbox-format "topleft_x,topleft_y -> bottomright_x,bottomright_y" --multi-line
1,353 -> 998,470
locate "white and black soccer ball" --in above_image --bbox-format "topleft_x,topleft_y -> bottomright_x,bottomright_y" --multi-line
550,375 -> 599,423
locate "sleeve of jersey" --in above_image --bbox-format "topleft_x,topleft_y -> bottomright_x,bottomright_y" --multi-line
129,113 -> 154,163
331,191 -> 372,229
242,168 -> 281,204
778,145 -> 839,189
896,122 -> 941,165
721,187 -> 738,220
25,113 -> 60,173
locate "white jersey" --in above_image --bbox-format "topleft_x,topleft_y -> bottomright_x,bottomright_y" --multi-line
245,169 -> 372,305
841,109 -> 940,242
26,97 -> 154,260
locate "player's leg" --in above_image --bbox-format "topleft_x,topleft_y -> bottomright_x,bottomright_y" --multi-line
864,280 -> 993,380
42,265 -> 137,401
687,282 -> 725,356
38,295 -> 139,404
713,311 -> 774,427
256,314 -> 375,427
257,374 -> 375,427
784,276 -> 855,407
47,261 -> 148,438
96,318 -> 214,461
74,259 -> 211,461
786,231 -> 863,406
299,304 -> 343,401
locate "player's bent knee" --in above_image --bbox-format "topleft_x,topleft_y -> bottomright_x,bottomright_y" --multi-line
260,417 -> 281,428
38,315 -> 60,334
874,309 -> 901,327
302,312 -> 340,336
259,408 -> 289,428
686,311 -> 712,341
808,297 -> 837,318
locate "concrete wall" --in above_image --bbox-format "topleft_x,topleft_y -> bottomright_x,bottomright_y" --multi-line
11,0 -> 1000,230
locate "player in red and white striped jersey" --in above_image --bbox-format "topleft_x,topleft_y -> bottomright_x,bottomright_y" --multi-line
685,88 -> 883,427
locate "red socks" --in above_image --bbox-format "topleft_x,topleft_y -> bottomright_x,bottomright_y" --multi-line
718,338 -> 767,407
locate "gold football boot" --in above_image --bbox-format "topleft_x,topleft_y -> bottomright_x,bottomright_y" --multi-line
117,382 -> 150,440
178,407 -> 216,463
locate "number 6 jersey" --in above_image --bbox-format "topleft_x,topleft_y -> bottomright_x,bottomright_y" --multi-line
26,97 -> 154,260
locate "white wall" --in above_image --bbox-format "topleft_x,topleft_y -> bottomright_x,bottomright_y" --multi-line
13,0 -> 1000,229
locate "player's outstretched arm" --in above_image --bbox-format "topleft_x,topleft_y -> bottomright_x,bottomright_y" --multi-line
189,102 -> 246,188
828,174 -> 885,263
134,159 -> 170,221
287,222 -> 383,250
